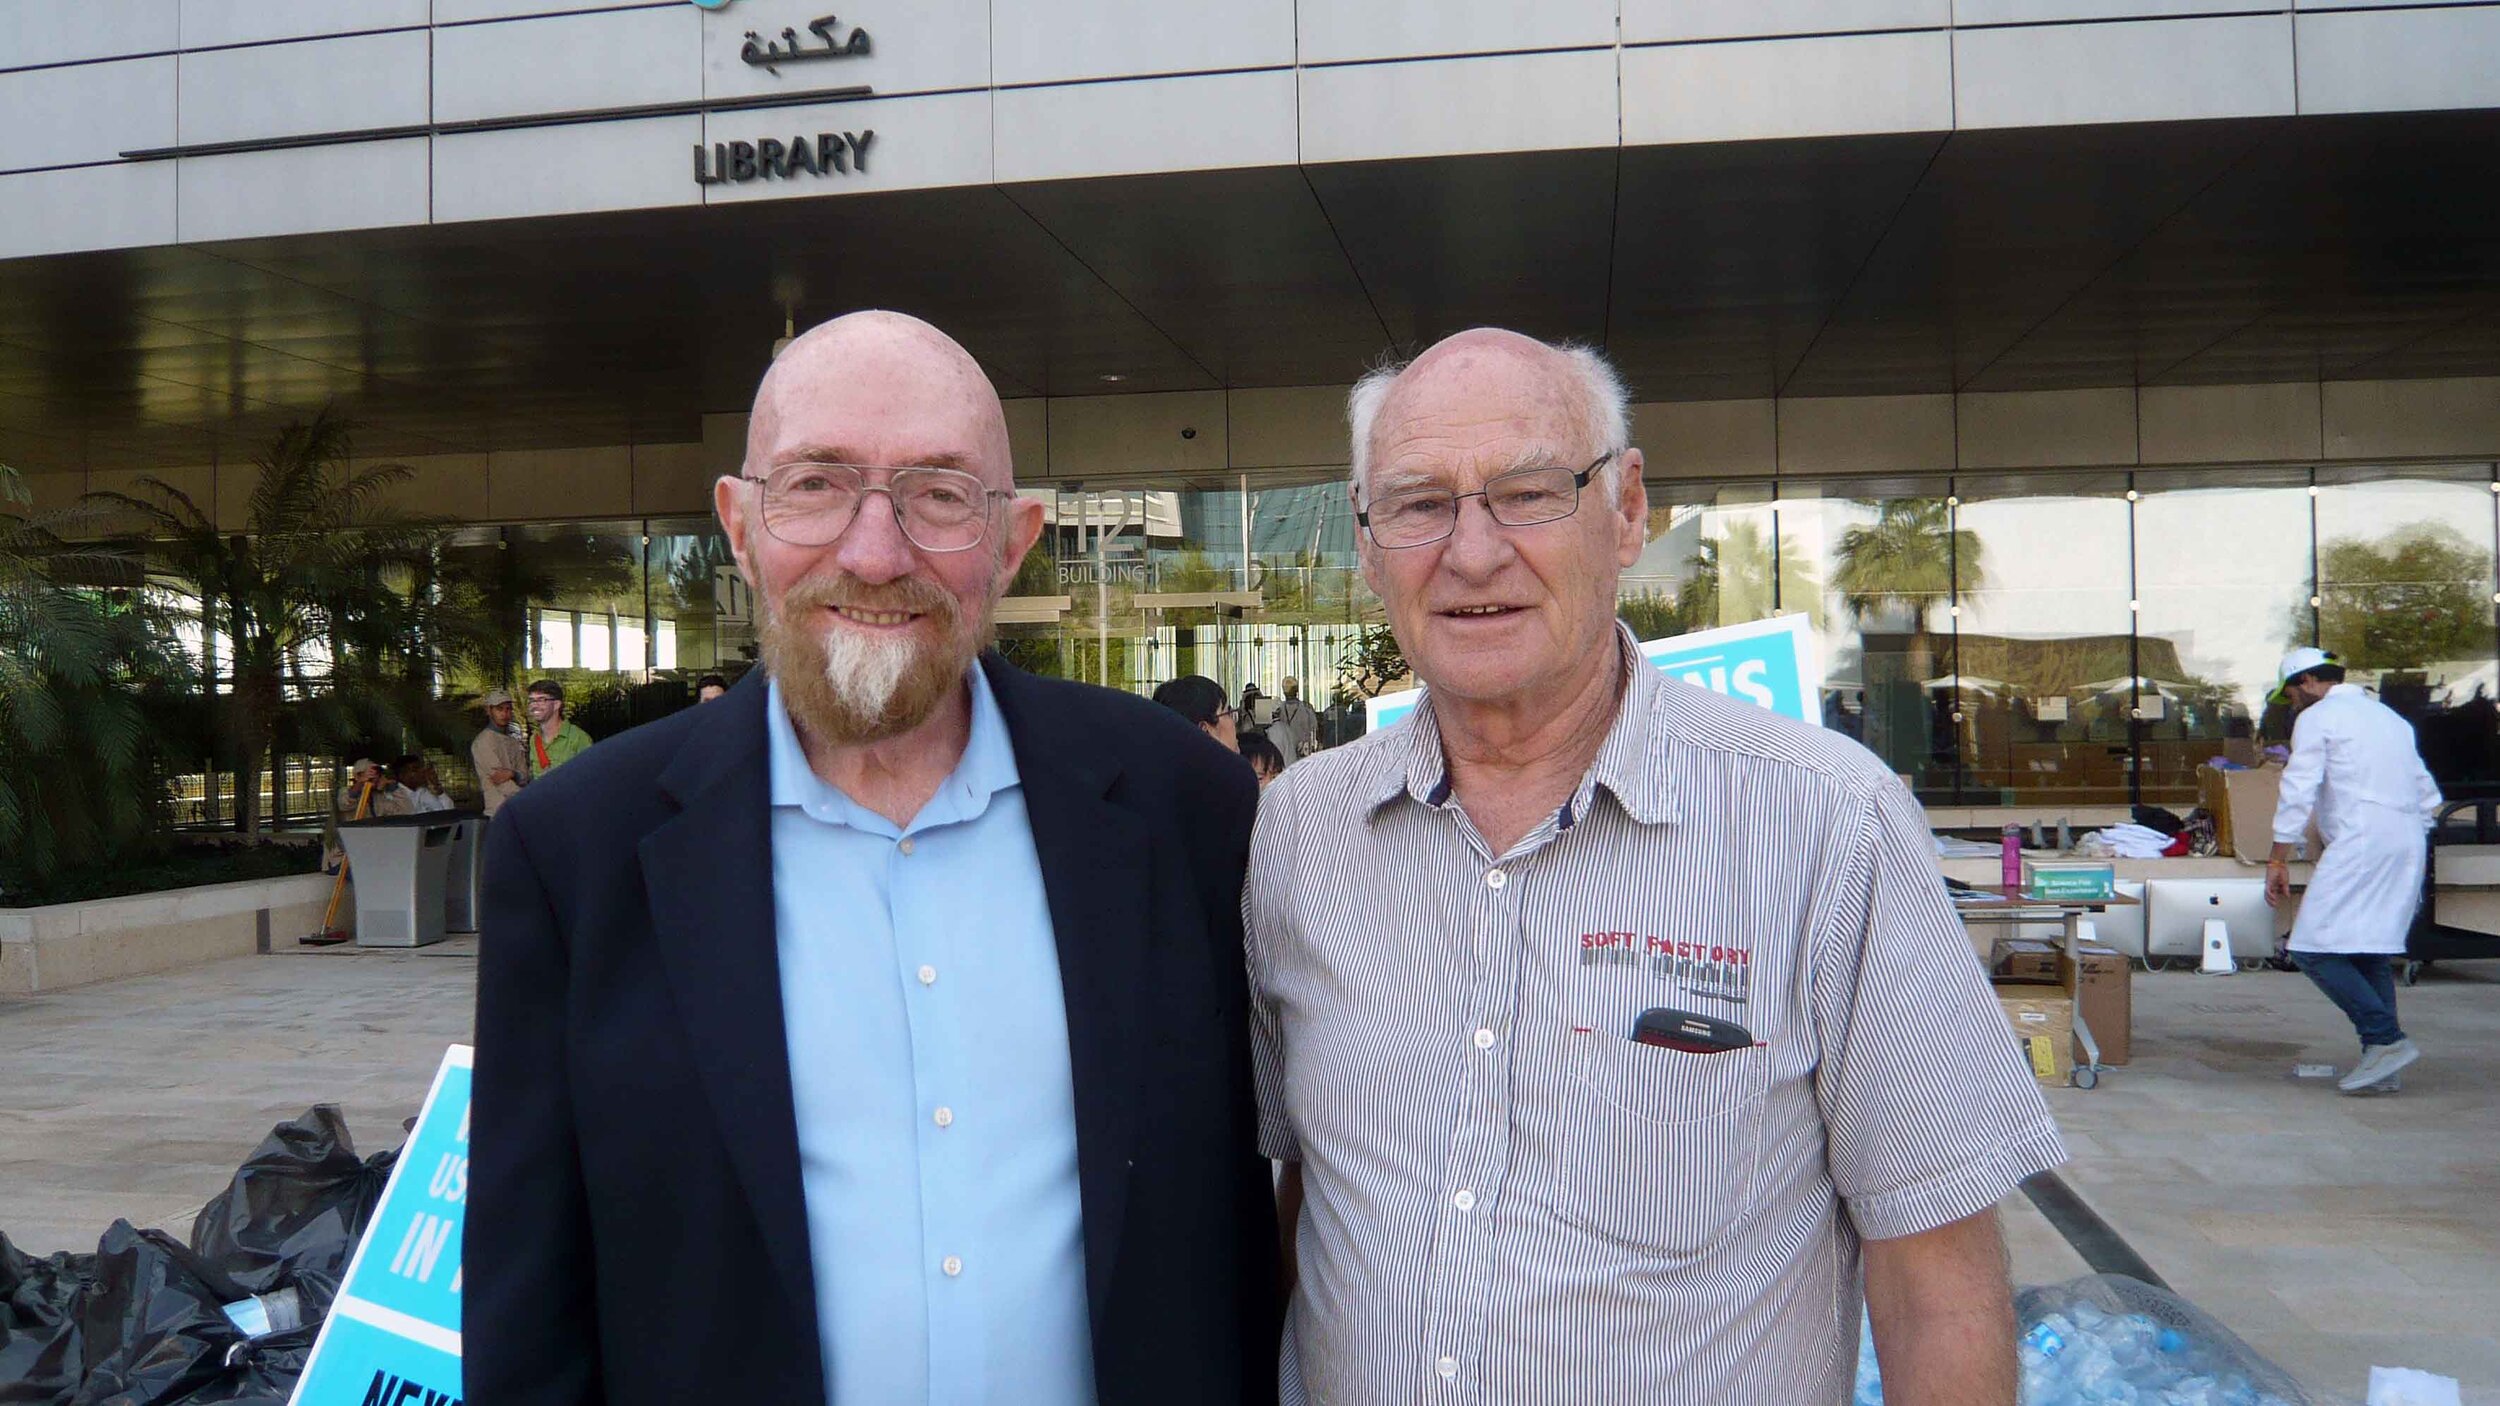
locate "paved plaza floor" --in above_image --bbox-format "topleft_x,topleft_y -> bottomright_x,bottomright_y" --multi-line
1,941 -> 2491,1402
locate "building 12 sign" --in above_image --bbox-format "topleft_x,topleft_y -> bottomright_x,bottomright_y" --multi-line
694,129 -> 875,185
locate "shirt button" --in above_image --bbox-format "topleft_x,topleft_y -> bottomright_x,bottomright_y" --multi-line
1436,1356 -> 1458,1379
917,965 -> 937,986
933,1106 -> 954,1128
1472,1028 -> 1496,1050
941,1255 -> 963,1278
898,837 -> 916,856
1486,868 -> 1507,890
1451,1189 -> 1476,1212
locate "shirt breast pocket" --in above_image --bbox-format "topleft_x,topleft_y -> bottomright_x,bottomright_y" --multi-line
1557,1031 -> 1769,1260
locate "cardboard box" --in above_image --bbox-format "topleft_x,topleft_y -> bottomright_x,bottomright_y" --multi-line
1994,983 -> 2075,1086
2203,763 -> 2323,864
2058,942 -> 2132,1066
2197,766 -> 2237,853
1995,938 -> 2061,983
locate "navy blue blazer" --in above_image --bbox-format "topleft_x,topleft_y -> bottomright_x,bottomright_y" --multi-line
465,657 -> 1280,1405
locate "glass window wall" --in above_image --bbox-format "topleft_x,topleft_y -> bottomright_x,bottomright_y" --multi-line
1952,475 -> 2134,808
162,460 -> 2500,826
1623,463 -> 2499,810
2315,468 -> 2498,788
1784,479 -> 1959,798
2135,469 -> 2314,804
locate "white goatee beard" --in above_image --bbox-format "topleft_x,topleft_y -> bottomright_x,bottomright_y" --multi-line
818,618 -> 918,719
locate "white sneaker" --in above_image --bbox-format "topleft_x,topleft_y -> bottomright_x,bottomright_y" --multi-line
2338,1039 -> 2419,1092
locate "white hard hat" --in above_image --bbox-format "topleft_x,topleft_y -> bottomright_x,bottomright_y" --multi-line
2277,646 -> 2333,688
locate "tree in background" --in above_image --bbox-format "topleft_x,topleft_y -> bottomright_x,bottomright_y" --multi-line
90,412 -> 484,837
1830,499 -> 1985,780
0,465 -> 189,888
2312,523 -> 2490,674
1831,499 -> 1983,630
1625,519 -> 1824,640
1333,622 -> 1410,704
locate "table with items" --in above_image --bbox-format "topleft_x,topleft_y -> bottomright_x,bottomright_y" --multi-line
1951,885 -> 2138,1089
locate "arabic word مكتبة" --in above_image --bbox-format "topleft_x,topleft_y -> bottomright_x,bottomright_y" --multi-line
740,15 -> 870,73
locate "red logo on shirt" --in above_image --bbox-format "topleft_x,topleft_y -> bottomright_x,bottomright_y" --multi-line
1579,931 -> 1753,1003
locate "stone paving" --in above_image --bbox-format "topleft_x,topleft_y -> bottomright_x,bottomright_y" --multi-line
0,939 -> 474,1255
1,941 -> 2492,1403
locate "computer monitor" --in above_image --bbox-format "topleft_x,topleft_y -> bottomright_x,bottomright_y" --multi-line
2081,880 -> 2148,958
2145,878 -> 2277,960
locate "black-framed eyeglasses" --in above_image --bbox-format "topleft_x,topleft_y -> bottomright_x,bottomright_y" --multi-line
1357,453 -> 1615,549
744,461 -> 1017,553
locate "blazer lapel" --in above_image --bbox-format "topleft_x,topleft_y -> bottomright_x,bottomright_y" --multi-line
983,655 -> 1151,1324
637,674 -> 818,1334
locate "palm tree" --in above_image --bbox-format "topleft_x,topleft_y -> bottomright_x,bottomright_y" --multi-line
1830,499 -> 1983,630
89,412 -> 481,837
1829,499 -> 1987,780
0,465 -> 185,885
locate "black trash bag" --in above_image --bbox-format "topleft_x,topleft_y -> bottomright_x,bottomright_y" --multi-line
1,1231 -> 90,1404
186,1107 -> 396,1324
62,1221 -> 257,1406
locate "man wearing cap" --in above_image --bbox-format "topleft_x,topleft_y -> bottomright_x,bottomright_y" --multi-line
524,678 -> 594,776
2265,647 -> 2443,1093
1265,675 -> 1320,764
473,690 -> 529,815
336,758 -> 410,820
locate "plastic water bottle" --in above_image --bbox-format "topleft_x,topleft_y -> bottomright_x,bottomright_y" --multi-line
2002,825 -> 2025,892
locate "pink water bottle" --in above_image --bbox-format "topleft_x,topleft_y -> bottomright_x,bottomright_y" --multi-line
2001,825 -> 2024,892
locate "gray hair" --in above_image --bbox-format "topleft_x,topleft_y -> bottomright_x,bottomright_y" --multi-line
1346,339 -> 1632,497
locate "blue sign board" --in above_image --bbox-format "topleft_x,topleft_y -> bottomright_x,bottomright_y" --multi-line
290,1045 -> 471,1406
1364,613 -> 1822,733
1635,613 -> 1819,726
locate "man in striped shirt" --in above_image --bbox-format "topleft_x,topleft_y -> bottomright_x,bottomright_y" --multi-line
1246,329 -> 2068,1404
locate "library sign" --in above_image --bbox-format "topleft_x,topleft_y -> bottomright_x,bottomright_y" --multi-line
696,11 -> 882,187
695,129 -> 875,185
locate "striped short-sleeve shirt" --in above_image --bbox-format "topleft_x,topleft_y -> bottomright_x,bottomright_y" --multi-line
1245,627 -> 2066,1404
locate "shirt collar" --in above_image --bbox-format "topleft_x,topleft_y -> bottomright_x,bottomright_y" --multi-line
1366,621 -> 1680,828
765,664 -> 1022,832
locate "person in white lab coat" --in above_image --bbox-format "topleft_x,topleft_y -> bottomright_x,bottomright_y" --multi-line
2263,647 -> 2443,1093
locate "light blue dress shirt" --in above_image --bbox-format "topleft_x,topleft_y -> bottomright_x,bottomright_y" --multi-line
766,670 -> 1095,1406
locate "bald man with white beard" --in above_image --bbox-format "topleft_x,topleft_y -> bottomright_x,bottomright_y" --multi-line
468,312 -> 1282,1406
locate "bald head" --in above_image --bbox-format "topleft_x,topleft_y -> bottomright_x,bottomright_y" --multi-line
1348,328 -> 1628,494
745,309 -> 1015,487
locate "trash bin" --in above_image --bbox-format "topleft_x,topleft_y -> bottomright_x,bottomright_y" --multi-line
336,814 -> 463,948
441,811 -> 487,934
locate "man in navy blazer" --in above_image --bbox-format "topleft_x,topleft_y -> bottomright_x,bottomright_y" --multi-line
466,311 -> 1279,1405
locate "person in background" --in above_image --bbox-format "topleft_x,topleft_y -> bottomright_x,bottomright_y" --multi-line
2265,646 -> 2443,1094
697,673 -> 731,703
396,754 -> 454,813
336,757 -> 410,819
472,689 -> 528,815
1264,675 -> 1321,765
1152,674 -> 1238,751
1236,733 -> 1285,789
525,678 -> 594,774
1247,328 -> 2063,1403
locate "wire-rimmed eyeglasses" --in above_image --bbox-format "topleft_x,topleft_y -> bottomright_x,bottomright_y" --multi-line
1356,453 -> 1615,550
743,461 -> 1016,553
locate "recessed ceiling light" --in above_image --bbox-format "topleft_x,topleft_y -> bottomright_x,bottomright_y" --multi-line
1098,373 -> 1126,383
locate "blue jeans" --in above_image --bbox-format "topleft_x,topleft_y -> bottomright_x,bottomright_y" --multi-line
2291,951 -> 2406,1048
